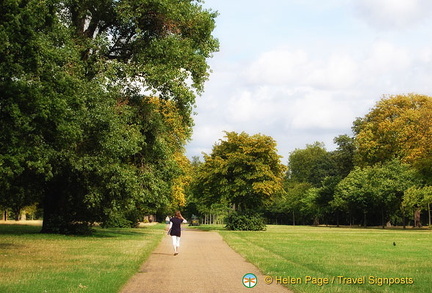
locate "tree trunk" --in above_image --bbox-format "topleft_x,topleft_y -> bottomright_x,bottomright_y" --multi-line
363,211 -> 367,227
414,209 -> 421,228
40,181 -> 68,234
336,212 -> 340,227
292,211 -> 295,226
428,203 -> 431,227
13,207 -> 21,221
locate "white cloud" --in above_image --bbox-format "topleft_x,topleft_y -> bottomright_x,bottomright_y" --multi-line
364,41 -> 411,73
290,91 -> 355,130
308,53 -> 359,90
187,1 -> 432,160
354,0 -> 432,30
246,49 -> 310,85
245,47 -> 360,90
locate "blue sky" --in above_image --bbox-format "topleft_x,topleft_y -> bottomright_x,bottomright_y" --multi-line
186,0 -> 432,161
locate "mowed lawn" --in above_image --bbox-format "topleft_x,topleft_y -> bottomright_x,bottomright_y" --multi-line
218,225 -> 431,293
0,223 -> 164,293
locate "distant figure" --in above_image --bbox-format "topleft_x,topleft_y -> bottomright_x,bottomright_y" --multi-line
165,216 -> 170,224
168,211 -> 187,256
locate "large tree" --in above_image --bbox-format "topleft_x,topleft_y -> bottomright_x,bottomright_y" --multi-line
193,132 -> 286,211
333,160 -> 420,227
0,0 -> 218,233
287,142 -> 337,187
354,94 -> 432,181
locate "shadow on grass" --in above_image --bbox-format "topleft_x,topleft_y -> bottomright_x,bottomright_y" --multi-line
307,224 -> 431,232
0,224 -> 41,235
187,224 -> 227,232
0,223 -> 165,238
0,242 -> 27,250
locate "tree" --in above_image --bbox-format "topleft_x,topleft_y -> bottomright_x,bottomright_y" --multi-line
334,160 -> 420,227
193,132 -> 286,212
403,186 -> 432,227
332,134 -> 355,178
0,0 -> 218,233
354,94 -> 432,180
287,142 -> 336,187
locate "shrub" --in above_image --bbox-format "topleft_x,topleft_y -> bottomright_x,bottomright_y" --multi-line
225,211 -> 266,231
101,214 -> 132,228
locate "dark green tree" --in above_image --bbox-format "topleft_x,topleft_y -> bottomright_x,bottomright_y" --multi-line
333,160 -> 420,227
287,142 -> 336,187
0,0 -> 218,233
332,134 -> 355,178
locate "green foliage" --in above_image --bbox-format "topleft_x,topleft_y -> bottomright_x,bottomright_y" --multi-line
225,210 -> 266,231
0,0 -> 218,233
332,134 -> 355,178
334,160 -> 421,226
403,186 -> 432,211
192,131 -> 286,212
287,142 -> 336,187
282,139 -> 355,226
101,213 -> 134,229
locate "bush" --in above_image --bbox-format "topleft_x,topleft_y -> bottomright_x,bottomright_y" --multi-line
101,214 -> 133,228
101,210 -> 141,228
225,211 -> 266,231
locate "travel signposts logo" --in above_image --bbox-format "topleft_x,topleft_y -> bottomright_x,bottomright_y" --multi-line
243,273 -> 258,288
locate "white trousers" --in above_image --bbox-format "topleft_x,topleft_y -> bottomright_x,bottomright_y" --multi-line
172,236 -> 181,248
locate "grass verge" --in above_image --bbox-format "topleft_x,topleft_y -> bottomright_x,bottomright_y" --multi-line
215,225 -> 431,293
0,223 -> 164,293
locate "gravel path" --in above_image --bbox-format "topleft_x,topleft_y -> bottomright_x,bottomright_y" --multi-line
120,229 -> 291,293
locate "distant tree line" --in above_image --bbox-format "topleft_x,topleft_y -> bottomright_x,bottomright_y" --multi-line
189,94 -> 432,228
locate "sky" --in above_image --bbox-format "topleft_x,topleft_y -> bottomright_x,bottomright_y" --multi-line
185,0 -> 432,162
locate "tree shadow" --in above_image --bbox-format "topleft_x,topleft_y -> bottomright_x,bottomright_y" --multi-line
0,242 -> 26,250
0,224 -> 40,235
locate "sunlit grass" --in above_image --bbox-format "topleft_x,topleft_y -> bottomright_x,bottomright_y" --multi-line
216,225 -> 431,293
0,223 -> 164,293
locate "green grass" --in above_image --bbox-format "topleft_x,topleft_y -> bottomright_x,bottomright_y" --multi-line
216,225 -> 431,293
0,223 -> 165,293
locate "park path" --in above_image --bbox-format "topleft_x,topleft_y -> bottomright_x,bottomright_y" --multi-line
120,229 -> 291,293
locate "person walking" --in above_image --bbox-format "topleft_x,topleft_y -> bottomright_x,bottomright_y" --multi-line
168,211 -> 187,256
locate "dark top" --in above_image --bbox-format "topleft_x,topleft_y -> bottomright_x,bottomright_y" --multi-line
170,217 -> 184,237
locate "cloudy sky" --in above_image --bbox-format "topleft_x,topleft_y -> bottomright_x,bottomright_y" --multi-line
185,0 -> 432,161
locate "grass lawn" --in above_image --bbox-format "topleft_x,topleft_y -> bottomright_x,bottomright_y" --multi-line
0,222 -> 165,293
216,225 -> 431,293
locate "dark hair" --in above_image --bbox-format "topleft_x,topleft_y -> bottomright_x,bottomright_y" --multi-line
175,211 -> 183,219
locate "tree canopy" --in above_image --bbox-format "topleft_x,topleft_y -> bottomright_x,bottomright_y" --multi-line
287,142 -> 335,187
333,160 -> 421,227
0,0 -> 218,233
354,94 -> 432,179
192,132 -> 286,211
